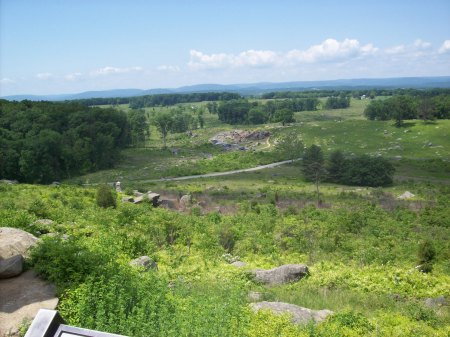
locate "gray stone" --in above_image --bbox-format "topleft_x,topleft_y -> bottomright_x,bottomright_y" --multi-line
147,192 -> 161,207
248,291 -> 263,302
0,227 -> 39,259
252,264 -> 308,285
179,195 -> 192,208
231,261 -> 247,268
250,301 -> 333,325
129,256 -> 157,271
424,296 -> 447,308
0,255 -> 23,279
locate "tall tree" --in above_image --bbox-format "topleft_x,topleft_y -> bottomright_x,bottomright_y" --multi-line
302,145 -> 327,206
327,150 -> 346,183
153,111 -> 174,148
275,131 -> 304,162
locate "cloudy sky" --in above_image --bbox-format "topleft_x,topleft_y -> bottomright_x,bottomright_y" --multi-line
1,0 -> 450,96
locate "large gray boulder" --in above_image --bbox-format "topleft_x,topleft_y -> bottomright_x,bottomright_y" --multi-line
129,256 -> 157,271
250,301 -> 333,325
0,227 -> 38,259
0,255 -> 23,279
252,264 -> 308,285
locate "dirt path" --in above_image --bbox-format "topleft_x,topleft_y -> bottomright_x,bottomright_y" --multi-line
136,158 -> 300,183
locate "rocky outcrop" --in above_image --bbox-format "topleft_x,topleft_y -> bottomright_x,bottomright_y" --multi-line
250,301 -> 332,325
0,270 -> 58,336
231,261 -> 247,268
252,264 -> 308,285
0,227 -> 38,260
129,256 -> 157,271
0,255 -> 23,279
424,296 -> 447,308
179,195 -> 192,209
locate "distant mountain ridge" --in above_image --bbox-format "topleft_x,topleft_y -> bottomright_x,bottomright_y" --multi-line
3,76 -> 450,101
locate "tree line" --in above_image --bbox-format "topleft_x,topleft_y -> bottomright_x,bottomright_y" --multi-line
364,94 -> 450,126
262,88 -> 450,100
0,100 -> 130,183
216,98 -> 320,125
73,92 -> 241,108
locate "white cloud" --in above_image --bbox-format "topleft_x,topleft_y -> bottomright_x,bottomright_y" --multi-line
0,78 -> 15,84
64,72 -> 83,81
91,66 -> 143,76
157,65 -> 181,72
287,38 -> 377,63
438,40 -> 450,54
35,72 -> 53,80
414,39 -> 431,49
188,50 -> 233,69
385,45 -> 406,54
188,39 -> 377,70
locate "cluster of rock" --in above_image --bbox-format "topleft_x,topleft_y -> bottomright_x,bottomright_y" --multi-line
210,130 -> 270,150
122,190 -> 161,206
0,227 -> 58,336
227,261 -> 332,325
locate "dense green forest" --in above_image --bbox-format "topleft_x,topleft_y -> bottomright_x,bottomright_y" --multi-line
74,92 -> 241,108
364,94 -> 450,124
0,100 -> 130,183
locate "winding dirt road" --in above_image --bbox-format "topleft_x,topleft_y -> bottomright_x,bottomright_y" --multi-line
137,158 -> 300,183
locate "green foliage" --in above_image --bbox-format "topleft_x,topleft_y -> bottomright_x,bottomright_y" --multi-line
276,131 -> 304,161
0,100 -> 130,183
153,111 -> 174,147
96,184 -> 117,209
2,180 -> 449,336
417,240 -> 436,273
30,236 -> 110,290
324,95 -> 351,109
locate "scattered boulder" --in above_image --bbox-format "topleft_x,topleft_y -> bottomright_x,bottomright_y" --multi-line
179,194 -> 192,208
159,199 -> 178,210
251,264 -> 308,285
129,256 -> 157,271
231,261 -> 247,268
115,181 -> 122,192
0,255 -> 23,279
147,192 -> 161,207
0,179 -> 18,184
398,191 -> 415,200
250,301 -> 333,325
424,296 -> 447,308
0,270 -> 58,336
0,227 -> 38,259
248,291 -> 263,302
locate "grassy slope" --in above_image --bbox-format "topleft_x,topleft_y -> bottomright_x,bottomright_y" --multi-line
1,182 -> 449,336
73,98 -> 450,189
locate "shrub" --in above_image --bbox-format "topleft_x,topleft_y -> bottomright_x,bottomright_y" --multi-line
417,240 -> 436,273
96,184 -> 117,208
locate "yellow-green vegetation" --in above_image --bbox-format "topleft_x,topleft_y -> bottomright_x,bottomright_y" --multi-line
1,181 -> 449,336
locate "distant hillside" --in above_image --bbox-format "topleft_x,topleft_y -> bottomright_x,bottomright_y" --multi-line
3,76 -> 450,101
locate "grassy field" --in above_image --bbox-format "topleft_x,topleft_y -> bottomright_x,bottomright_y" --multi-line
78,98 -> 450,188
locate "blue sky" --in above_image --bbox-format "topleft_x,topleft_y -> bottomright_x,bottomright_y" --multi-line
1,0 -> 450,96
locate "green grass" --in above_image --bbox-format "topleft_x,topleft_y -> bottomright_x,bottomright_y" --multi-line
76,98 -> 450,187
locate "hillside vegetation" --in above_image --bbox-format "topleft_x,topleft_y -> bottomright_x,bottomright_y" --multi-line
1,89 -> 449,336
